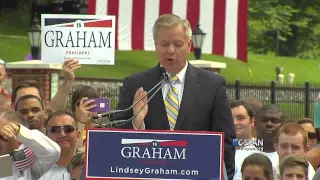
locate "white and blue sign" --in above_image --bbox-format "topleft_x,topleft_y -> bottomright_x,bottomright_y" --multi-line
85,129 -> 224,180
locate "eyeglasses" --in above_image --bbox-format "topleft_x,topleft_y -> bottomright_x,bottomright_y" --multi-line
308,132 -> 318,139
48,125 -> 77,134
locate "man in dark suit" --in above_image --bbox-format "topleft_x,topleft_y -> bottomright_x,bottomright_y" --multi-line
116,14 -> 235,179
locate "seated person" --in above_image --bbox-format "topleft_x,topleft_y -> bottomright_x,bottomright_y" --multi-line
279,154 -> 308,180
0,111 -> 60,179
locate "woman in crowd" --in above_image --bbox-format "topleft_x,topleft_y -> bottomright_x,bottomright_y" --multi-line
241,153 -> 274,180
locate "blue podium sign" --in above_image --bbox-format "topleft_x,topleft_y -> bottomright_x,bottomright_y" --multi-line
85,129 -> 224,180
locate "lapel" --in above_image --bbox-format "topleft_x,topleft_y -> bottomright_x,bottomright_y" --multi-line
145,65 -> 169,129
175,63 -> 200,130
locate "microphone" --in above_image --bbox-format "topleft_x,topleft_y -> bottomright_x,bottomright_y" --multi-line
98,75 -> 167,127
92,67 -> 168,121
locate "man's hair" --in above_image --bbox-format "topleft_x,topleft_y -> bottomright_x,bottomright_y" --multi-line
256,104 -> 284,123
0,111 -> 27,127
230,100 -> 255,119
241,153 -> 273,180
276,123 -> 308,147
15,95 -> 44,111
296,118 -> 314,126
45,110 -> 77,127
71,85 -> 100,112
152,14 -> 192,40
296,118 -> 319,136
279,154 -> 308,176
241,97 -> 264,116
11,80 -> 44,103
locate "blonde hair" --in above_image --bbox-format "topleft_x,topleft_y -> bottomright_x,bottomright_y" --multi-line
152,14 -> 192,40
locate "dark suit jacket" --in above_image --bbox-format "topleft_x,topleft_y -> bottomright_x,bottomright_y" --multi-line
116,63 -> 236,179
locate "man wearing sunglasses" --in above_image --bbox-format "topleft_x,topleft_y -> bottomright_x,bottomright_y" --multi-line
39,111 -> 80,180
0,111 -> 60,179
296,118 -> 318,149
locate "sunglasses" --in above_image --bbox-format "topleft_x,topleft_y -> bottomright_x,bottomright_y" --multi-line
308,132 -> 318,139
48,125 -> 77,134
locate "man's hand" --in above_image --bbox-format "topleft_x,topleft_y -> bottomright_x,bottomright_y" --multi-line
0,123 -> 19,141
132,87 -> 148,129
62,58 -> 81,81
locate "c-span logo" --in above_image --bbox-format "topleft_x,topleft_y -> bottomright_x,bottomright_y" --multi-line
120,139 -> 188,161
232,138 -> 263,151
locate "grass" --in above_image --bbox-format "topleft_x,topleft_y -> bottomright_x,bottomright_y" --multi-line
1,35 -> 320,83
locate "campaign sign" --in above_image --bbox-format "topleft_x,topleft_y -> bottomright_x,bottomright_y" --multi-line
41,14 -> 115,65
85,129 -> 224,180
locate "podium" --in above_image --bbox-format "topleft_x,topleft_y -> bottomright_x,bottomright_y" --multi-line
84,129 -> 224,180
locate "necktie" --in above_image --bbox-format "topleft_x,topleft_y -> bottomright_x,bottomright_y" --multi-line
164,76 -> 179,130
11,147 -> 36,172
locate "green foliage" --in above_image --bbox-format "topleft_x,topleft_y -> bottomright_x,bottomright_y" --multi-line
248,0 -> 320,59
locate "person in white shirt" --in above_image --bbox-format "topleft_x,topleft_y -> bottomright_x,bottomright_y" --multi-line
0,111 -> 60,180
274,123 -> 315,179
234,104 -> 284,179
230,100 -> 260,180
255,105 -> 285,167
39,111 -> 80,180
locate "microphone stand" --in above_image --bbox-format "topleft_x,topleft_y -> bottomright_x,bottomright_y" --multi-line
95,78 -> 167,128
92,74 -> 166,120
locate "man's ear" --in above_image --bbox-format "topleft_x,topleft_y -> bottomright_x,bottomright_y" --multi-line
76,130 -> 81,142
305,144 -> 310,152
274,143 -> 278,152
188,39 -> 192,52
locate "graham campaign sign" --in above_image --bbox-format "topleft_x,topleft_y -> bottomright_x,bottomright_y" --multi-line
85,129 -> 224,180
41,14 -> 115,65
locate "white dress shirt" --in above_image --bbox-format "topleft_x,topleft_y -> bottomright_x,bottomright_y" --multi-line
133,62 -> 188,130
0,125 -> 61,180
161,62 -> 188,106
39,164 -> 70,180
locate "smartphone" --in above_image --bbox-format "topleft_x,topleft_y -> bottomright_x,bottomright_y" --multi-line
0,154 -> 13,178
83,98 -> 110,112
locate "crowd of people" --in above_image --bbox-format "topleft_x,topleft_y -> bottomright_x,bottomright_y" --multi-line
0,13 -> 319,180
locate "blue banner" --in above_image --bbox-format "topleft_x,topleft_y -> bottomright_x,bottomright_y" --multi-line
85,129 -> 224,180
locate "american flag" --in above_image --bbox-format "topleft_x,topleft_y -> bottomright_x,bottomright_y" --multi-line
11,147 -> 36,172
87,0 -> 248,63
